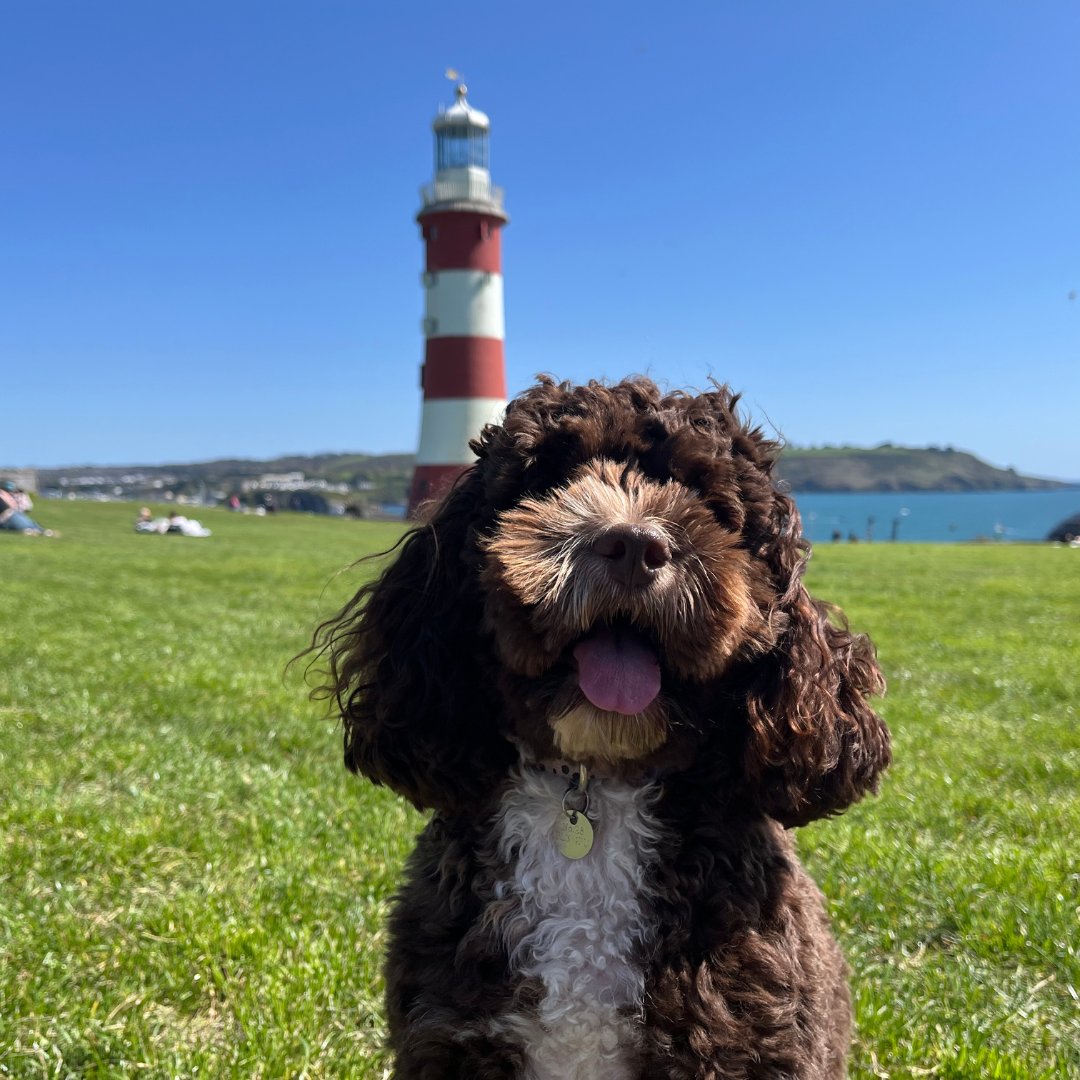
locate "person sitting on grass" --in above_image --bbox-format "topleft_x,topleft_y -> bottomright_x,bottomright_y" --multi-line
166,510 -> 211,538
0,480 -> 56,536
135,507 -> 169,533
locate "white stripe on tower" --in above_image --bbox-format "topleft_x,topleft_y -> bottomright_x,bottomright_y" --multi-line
409,82 -> 509,516
424,269 -> 504,339
415,398 -> 506,465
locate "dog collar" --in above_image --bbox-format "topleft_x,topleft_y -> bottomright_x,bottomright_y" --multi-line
525,759 -> 593,783
522,756 -> 664,787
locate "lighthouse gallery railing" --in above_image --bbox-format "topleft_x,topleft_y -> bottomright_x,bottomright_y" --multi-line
420,175 -> 505,212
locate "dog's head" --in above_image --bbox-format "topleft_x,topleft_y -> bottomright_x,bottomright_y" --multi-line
312,377 -> 888,823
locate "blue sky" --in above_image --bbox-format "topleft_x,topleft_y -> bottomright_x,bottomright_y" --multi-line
3,1 -> 1077,479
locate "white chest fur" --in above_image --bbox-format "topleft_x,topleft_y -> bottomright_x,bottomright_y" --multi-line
491,767 -> 663,1080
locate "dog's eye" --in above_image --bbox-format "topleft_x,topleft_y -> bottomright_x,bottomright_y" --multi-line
519,458 -> 571,500
690,415 -> 715,433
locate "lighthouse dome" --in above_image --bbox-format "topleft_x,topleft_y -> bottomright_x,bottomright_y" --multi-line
433,84 -> 490,131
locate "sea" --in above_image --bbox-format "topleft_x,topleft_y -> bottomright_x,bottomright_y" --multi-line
792,489 -> 1080,544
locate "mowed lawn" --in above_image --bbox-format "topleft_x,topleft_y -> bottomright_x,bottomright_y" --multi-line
1,501 -> 1077,1078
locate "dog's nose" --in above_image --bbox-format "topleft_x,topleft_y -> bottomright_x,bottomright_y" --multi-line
592,524 -> 672,588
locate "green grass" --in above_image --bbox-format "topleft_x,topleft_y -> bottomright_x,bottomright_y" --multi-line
1,503 -> 1077,1078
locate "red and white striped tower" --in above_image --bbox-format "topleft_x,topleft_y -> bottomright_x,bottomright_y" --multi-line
408,81 -> 509,515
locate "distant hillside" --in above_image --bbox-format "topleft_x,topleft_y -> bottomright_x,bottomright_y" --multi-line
35,444 -> 1069,506
775,444 -> 1066,492
37,451 -> 413,487
36,452 -> 414,510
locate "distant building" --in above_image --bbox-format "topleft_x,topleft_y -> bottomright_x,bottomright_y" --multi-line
256,471 -> 307,489
240,472 -> 348,495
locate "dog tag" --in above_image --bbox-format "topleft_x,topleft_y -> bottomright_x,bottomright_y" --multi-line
554,809 -> 594,859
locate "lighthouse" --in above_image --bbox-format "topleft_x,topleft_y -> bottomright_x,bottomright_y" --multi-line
408,82 -> 509,515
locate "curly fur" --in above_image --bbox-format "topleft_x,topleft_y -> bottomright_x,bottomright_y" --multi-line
489,766 -> 664,1078
309,376 -> 890,1078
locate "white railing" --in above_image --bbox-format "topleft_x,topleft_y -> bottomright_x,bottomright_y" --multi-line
420,175 -> 505,211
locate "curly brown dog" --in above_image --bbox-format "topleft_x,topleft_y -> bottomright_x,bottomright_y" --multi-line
312,376 -> 889,1079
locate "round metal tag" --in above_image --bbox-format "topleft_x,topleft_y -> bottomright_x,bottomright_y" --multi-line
554,810 -> 594,860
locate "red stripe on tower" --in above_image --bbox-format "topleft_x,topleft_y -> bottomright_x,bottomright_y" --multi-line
423,338 -> 506,398
409,82 -> 509,516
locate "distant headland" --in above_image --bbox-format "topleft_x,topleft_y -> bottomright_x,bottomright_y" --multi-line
774,444 -> 1070,493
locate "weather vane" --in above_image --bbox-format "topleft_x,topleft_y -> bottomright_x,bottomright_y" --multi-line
445,67 -> 467,100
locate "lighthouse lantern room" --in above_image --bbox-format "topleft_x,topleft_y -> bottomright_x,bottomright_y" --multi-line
409,82 -> 509,515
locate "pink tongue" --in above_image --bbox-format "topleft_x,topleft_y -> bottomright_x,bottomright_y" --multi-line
573,630 -> 661,716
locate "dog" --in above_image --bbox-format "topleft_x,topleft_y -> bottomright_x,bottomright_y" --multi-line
312,376 -> 889,1078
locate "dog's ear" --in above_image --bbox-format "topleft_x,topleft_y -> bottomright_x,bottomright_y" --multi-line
738,492 -> 890,827
310,466 -> 513,814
